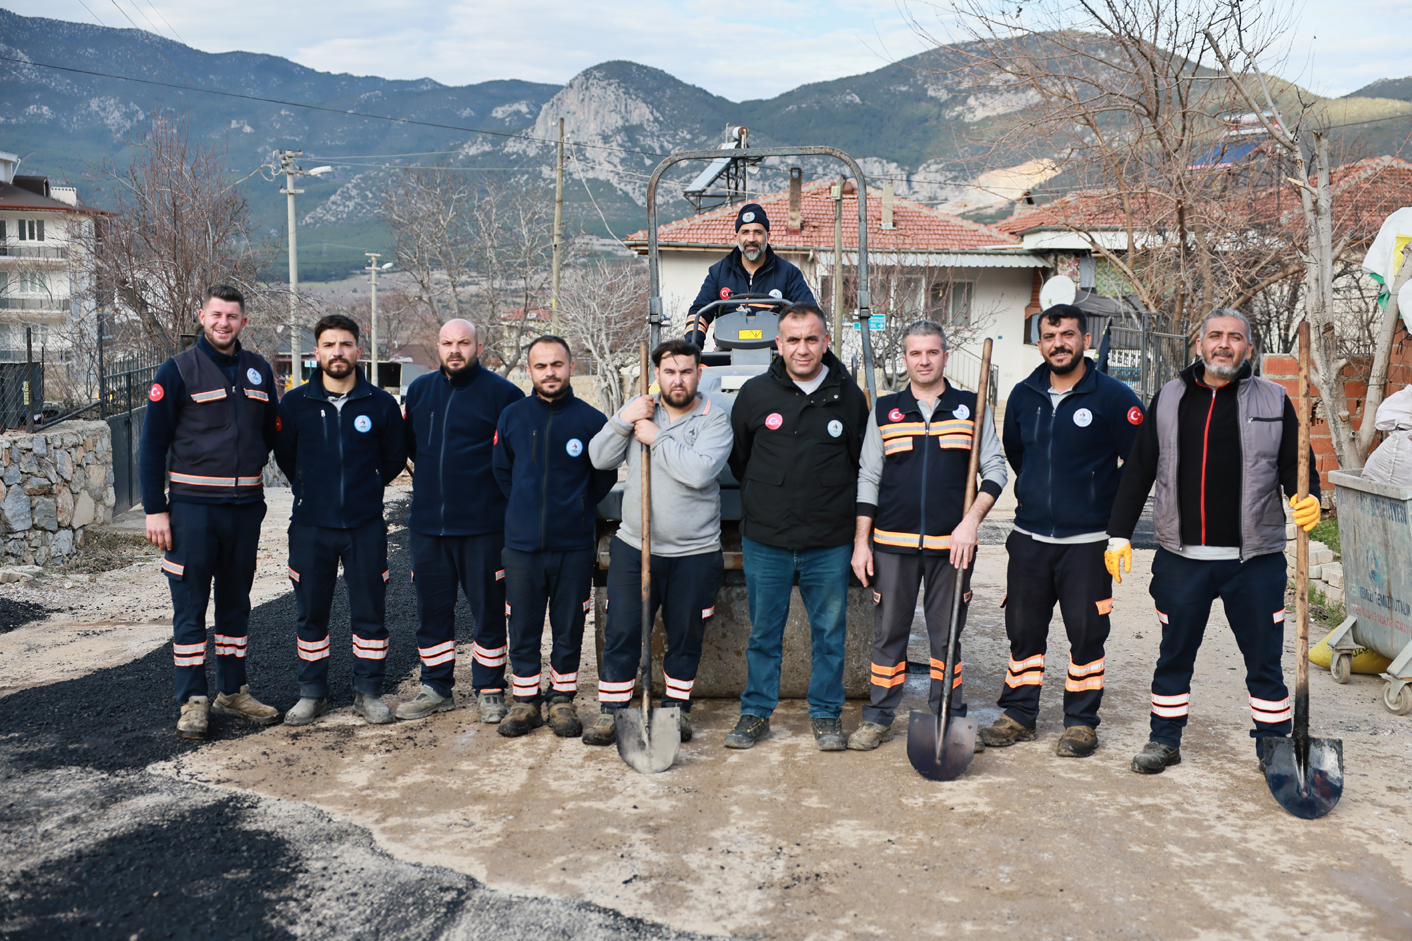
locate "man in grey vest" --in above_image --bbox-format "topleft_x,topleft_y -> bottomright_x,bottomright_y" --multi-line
140,284 -> 282,739
1106,309 -> 1321,774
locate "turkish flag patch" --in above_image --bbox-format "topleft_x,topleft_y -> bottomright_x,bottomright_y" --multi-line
719,287 -> 731,300
1127,406 -> 1143,425
493,430 -> 499,445
888,408 -> 904,422
148,383 -> 164,402
275,416 -> 282,432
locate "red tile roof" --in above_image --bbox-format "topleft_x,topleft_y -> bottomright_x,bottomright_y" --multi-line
998,191 -> 1174,235
626,180 -> 1020,253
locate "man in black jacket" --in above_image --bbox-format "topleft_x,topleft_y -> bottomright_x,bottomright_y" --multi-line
684,203 -> 817,348
274,314 -> 406,726
1106,309 -> 1321,775
493,336 -> 617,738
726,303 -> 868,750
980,305 -> 1143,757
140,284 -> 281,739
400,319 -> 525,723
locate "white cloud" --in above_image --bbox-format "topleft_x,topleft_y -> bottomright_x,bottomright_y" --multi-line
3,0 -> 1404,99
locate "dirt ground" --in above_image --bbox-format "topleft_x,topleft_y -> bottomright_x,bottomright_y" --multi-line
2,483 -> 1409,940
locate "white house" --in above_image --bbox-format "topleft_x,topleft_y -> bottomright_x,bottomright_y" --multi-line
0,151 -> 99,365
625,179 -> 1049,409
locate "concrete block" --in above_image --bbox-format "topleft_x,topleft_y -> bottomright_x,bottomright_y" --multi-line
1311,548 -> 1335,565
1323,563 -> 1343,589
1322,586 -> 1344,605
1308,564 -> 1322,580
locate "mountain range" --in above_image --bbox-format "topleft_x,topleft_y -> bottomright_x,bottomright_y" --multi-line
3,7 -> 1411,280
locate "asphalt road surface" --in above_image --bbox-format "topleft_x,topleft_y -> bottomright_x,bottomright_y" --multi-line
0,502 -> 713,941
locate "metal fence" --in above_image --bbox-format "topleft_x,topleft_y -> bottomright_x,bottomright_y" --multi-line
99,356 -> 161,516
1106,317 -> 1191,402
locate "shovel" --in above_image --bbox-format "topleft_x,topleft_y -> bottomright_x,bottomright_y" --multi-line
907,337 -> 992,781
1264,321 -> 1343,819
616,340 -> 681,774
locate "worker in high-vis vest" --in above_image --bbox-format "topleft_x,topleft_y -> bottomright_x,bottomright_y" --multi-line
140,284 -> 281,740
849,320 -> 1006,752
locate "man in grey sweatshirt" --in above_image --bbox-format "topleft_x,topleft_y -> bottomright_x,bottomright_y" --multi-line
583,338 -> 734,745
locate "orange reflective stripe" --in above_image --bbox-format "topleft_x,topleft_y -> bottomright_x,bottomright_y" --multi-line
190,388 -> 228,402
1065,653 -> 1105,693
170,473 -> 262,488
930,419 -> 973,434
883,438 -> 914,454
872,528 -> 920,547
880,422 -> 927,438
1068,657 -> 1106,677
243,388 -> 269,401
1096,597 -> 1114,616
871,661 -> 907,677
921,534 -> 952,551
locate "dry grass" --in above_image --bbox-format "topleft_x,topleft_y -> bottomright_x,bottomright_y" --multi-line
59,529 -> 157,575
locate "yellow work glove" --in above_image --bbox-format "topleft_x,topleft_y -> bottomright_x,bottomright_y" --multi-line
1290,494 -> 1321,532
1105,537 -> 1132,584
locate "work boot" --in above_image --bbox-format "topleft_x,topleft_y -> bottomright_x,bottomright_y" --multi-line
723,714 -> 771,749
395,685 -> 454,721
812,717 -> 847,751
1256,736 -> 1284,774
284,697 -> 328,727
582,709 -> 617,746
1131,740 -> 1182,774
353,692 -> 394,725
847,720 -> 893,751
546,698 -> 582,738
477,691 -> 508,724
498,701 -> 544,738
676,708 -> 693,743
211,686 -> 280,726
978,714 -> 1036,748
1056,725 -> 1098,758
177,696 -> 209,740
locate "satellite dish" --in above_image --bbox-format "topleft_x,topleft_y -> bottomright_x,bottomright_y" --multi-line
1038,275 -> 1077,311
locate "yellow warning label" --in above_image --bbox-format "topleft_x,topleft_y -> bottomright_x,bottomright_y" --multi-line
740,329 -> 763,339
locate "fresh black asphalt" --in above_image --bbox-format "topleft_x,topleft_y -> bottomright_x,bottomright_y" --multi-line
0,500 -> 713,941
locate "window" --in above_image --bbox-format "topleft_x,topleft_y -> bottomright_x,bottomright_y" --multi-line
17,273 -> 47,294
932,280 -> 973,327
12,219 -> 43,241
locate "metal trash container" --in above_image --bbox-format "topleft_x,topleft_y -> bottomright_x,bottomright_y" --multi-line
1326,469 -> 1412,714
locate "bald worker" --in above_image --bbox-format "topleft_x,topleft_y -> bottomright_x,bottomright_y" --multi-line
398,320 -> 525,722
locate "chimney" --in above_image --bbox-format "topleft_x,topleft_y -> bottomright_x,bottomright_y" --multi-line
788,167 -> 802,233
881,180 -> 895,230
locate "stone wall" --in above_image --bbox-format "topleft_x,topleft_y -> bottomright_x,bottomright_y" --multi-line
0,420 -> 116,564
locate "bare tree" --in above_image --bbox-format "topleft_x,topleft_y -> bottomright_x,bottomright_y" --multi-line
557,259 -> 649,414
380,169 -> 564,375
80,111 -> 274,360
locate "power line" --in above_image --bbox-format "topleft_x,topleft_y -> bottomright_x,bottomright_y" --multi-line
0,54 -> 672,160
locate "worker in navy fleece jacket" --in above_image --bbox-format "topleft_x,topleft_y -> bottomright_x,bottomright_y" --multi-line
397,319 -> 524,725
491,335 -> 616,739
273,313 -> 406,728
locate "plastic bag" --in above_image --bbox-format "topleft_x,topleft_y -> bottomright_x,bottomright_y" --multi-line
1363,429 -> 1412,485
1374,385 -> 1412,432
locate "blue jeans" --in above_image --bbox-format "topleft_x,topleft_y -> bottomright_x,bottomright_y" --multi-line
740,537 -> 852,720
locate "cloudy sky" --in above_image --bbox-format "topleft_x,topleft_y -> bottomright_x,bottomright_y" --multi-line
4,0 -> 1404,100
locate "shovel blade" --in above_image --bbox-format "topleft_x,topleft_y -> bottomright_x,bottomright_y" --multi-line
615,707 -> 681,774
1264,736 -> 1344,820
906,710 -> 978,782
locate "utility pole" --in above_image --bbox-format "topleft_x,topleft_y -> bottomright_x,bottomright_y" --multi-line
279,149 -> 304,388
551,116 -> 565,330
276,149 -> 332,388
366,252 -> 380,388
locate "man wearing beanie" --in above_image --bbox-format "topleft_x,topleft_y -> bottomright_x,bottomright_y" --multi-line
685,202 -> 816,349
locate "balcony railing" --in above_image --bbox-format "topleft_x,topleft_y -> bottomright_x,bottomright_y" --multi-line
0,245 -> 67,261
944,344 -> 1000,408
0,297 -> 66,312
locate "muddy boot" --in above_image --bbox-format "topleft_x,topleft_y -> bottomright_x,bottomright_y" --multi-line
676,708 -> 692,743
723,715 -> 771,749
546,698 -> 582,738
211,686 -> 280,726
1056,725 -> 1098,758
498,701 -> 544,738
396,685 -> 454,721
811,717 -> 847,751
978,714 -> 1036,748
284,697 -> 327,727
353,692 -> 394,725
847,720 -> 894,751
582,709 -> 617,746
1131,740 -> 1181,774
477,691 -> 508,724
177,696 -> 209,740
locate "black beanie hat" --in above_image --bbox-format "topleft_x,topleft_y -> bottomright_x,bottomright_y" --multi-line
735,203 -> 769,232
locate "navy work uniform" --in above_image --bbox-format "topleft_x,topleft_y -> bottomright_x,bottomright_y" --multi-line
139,335 -> 279,704
856,383 -> 1006,727
1108,360 -> 1317,754
493,387 -> 616,706
403,361 -> 525,699
999,358 -> 1143,731
274,368 -> 406,701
